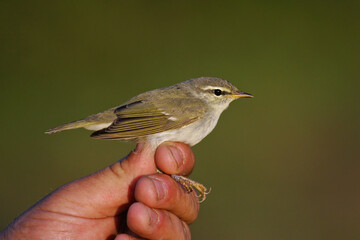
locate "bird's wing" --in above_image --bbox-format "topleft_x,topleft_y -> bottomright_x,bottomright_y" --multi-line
91,98 -> 205,140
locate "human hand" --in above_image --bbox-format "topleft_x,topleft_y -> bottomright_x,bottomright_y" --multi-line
1,142 -> 199,240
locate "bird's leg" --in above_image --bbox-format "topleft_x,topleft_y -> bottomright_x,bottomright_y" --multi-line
156,169 -> 210,202
171,174 -> 211,203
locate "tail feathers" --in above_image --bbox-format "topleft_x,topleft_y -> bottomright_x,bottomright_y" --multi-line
45,120 -> 94,134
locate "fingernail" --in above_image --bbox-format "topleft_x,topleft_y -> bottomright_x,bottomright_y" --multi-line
146,208 -> 160,226
149,176 -> 166,200
167,144 -> 184,169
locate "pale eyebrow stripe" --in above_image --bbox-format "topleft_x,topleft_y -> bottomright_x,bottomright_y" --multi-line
201,86 -> 230,92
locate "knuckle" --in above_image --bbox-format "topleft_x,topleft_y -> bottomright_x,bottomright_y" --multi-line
108,161 -> 126,179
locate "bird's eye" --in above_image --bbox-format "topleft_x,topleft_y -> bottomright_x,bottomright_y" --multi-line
214,89 -> 222,96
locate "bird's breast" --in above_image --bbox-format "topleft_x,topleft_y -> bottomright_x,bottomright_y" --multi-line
146,112 -> 221,147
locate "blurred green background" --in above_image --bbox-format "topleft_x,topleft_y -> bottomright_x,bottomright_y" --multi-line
1,1 -> 359,239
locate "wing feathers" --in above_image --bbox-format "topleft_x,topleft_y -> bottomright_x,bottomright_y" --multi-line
91,98 -> 203,140
109,116 -> 168,132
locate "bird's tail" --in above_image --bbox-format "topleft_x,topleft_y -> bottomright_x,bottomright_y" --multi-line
45,120 -> 94,134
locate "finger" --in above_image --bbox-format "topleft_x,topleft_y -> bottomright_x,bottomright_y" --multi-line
38,142 -> 159,219
155,142 -> 195,176
135,173 -> 199,224
127,202 -> 191,240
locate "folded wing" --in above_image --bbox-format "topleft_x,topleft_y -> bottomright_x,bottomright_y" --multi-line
91,98 -> 204,140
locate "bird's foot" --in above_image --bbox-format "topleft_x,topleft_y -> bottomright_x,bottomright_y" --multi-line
171,174 -> 211,203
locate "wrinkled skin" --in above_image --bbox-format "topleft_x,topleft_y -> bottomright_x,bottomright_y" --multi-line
1,142 -> 199,240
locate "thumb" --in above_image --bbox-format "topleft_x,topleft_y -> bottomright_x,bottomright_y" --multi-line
39,142 -> 158,218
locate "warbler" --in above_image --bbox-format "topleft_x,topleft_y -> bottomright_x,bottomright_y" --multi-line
46,77 -> 253,202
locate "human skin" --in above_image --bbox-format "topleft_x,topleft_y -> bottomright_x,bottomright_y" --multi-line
0,142 -> 199,240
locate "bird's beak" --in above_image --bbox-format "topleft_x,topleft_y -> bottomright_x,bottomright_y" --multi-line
232,91 -> 253,99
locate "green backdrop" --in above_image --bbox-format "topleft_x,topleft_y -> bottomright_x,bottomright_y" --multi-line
1,1 -> 359,239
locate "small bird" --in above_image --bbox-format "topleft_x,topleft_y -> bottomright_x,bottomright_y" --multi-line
46,77 -> 253,202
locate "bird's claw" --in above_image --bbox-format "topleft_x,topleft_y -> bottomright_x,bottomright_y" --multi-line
171,174 -> 211,203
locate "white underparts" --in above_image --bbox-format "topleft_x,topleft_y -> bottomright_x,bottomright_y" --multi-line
147,98 -> 232,147
147,112 -> 221,147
